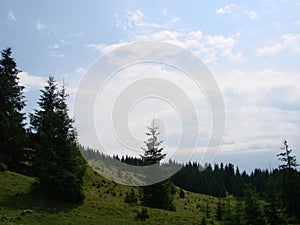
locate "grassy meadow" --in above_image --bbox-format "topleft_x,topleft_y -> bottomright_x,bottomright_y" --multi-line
0,168 -> 231,225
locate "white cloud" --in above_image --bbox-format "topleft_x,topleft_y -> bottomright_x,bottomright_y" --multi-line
216,4 -> 237,15
116,9 -> 180,31
169,16 -> 180,25
18,72 -> 46,91
262,85 -> 300,111
108,9 -> 244,63
257,42 -> 284,55
50,52 -> 65,58
88,30 -> 243,63
86,42 -> 131,54
50,44 -> 59,49
249,10 -> 260,20
8,10 -> 17,23
75,67 -> 86,74
36,19 -> 45,30
257,33 -> 300,55
204,35 -> 243,61
136,31 -> 243,63
213,67 -> 300,164
282,33 -> 300,54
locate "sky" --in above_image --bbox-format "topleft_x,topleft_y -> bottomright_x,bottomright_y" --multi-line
1,0 -> 300,172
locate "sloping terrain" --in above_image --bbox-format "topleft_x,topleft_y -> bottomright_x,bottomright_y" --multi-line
0,168 -> 224,225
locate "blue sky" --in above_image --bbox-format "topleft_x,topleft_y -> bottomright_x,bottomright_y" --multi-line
1,0 -> 300,172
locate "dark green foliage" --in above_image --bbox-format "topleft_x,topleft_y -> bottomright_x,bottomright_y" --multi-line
221,197 -> 247,225
124,188 -> 138,203
216,199 -> 223,221
222,199 -> 245,225
231,200 -> 245,225
171,162 -> 240,198
200,216 -> 207,225
243,186 -> 267,225
135,208 -> 149,221
221,198 -> 233,225
205,200 -> 211,218
179,188 -> 185,198
276,140 -> 300,220
277,140 -> 298,170
264,178 -> 288,225
30,76 -> 86,202
0,161 -> 8,172
141,179 -> 175,211
277,168 -> 300,221
0,48 -> 27,172
140,119 -> 175,211
170,182 -> 176,195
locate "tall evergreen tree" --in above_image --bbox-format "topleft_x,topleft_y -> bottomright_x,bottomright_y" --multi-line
140,119 -> 166,165
30,76 -> 86,202
277,140 -> 300,220
0,47 -> 26,172
277,140 -> 298,170
140,119 -> 174,211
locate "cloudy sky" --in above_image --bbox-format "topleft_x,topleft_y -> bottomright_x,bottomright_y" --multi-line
1,0 -> 300,172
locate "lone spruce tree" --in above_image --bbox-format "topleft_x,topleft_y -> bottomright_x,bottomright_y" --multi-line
0,48 -> 26,172
277,140 -> 300,220
277,140 -> 298,170
140,119 -> 175,211
140,119 -> 166,165
30,76 -> 86,202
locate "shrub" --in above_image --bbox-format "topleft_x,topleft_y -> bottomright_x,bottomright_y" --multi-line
135,208 -> 149,221
124,188 -> 137,203
0,162 -> 8,172
179,188 -> 185,198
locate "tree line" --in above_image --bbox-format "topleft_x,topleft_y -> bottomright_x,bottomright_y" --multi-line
171,141 -> 300,223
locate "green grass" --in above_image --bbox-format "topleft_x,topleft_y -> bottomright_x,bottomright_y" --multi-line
0,168 -> 226,225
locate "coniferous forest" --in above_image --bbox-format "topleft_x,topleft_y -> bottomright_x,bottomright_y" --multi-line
1,47 -> 300,224
0,48 -> 86,202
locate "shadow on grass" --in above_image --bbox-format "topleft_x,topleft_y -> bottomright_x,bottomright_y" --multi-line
0,186 -> 83,214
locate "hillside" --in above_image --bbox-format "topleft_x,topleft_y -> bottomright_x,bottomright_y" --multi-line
0,168 -> 224,225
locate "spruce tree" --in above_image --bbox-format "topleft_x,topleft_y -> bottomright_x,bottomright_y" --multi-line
265,178 -> 288,225
30,76 -> 86,202
277,140 -> 298,170
231,200 -> 246,225
216,199 -> 223,221
0,47 -> 26,172
277,140 -> 300,220
140,119 -> 166,165
243,186 -> 267,225
140,119 -> 175,211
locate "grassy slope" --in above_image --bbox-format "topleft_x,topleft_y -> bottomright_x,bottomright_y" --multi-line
0,168 -> 225,225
